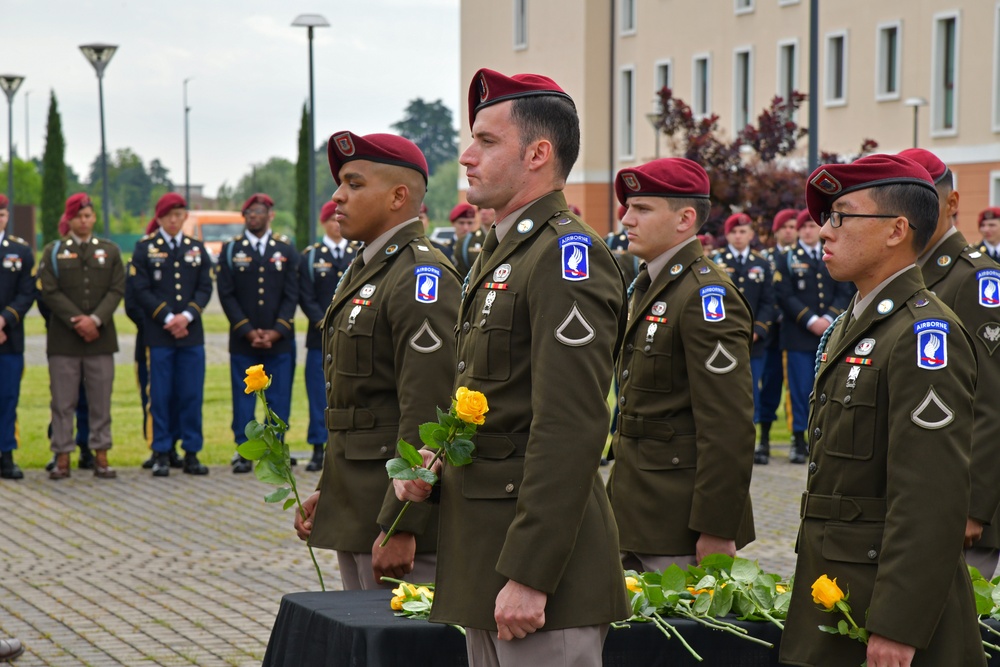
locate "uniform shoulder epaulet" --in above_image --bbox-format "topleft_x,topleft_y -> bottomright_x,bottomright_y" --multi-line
274,234 -> 291,244
5,234 -> 27,246
749,249 -> 765,260
310,241 -> 323,250
140,232 -> 156,241
692,256 -> 727,284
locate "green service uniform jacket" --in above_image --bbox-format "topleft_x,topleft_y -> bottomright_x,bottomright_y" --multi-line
780,267 -> 983,667
310,221 -> 459,555
37,236 -> 125,356
429,191 -> 631,632
921,232 -> 1000,553
608,238 -> 756,555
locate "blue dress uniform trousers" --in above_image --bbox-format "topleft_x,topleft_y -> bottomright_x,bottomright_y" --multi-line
304,348 -> 326,446
0,354 -> 24,452
757,341 -> 784,424
785,350 -> 816,433
230,351 -> 294,444
149,345 -> 205,453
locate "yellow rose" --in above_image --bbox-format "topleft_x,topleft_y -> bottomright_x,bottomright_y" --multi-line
243,364 -> 270,394
390,594 -> 405,611
811,574 -> 845,610
625,576 -> 643,593
416,586 -> 434,599
776,584 -> 787,594
454,386 -> 489,426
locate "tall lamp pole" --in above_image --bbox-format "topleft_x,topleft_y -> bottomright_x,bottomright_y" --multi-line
292,14 -> 329,246
806,0 -> 819,171
0,75 -> 25,227
904,97 -> 928,149
184,78 -> 193,205
24,90 -> 30,160
80,43 -> 118,236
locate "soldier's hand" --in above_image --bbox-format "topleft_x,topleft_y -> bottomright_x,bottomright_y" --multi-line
965,518 -> 984,548
244,330 -> 261,345
393,449 -> 440,503
71,315 -> 100,342
0,329 -> 6,345
696,533 -> 736,563
260,329 -> 281,344
867,633 -> 915,667
371,531 -> 416,581
164,316 -> 189,338
294,491 -> 320,541
807,319 -> 831,336
495,579 -> 547,641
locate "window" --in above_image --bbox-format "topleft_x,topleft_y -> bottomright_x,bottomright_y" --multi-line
692,53 -> 712,118
733,47 -> 753,131
876,21 -> 902,101
513,0 -> 527,50
620,66 -> 635,159
735,0 -> 754,15
994,3 -> 1000,131
777,38 -> 799,104
620,0 -> 637,35
778,0 -> 800,5
931,12 -> 960,135
655,59 -> 673,94
825,30 -> 848,106
991,171 -> 1000,207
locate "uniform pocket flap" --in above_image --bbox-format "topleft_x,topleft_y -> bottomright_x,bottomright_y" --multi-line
638,435 -> 697,471
462,458 -> 523,499
338,306 -> 377,337
821,522 -> 884,564
474,434 -> 517,460
342,429 -> 397,461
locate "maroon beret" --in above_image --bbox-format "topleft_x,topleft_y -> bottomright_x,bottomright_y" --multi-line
615,158 -> 710,205
155,192 -> 187,220
242,193 -> 275,214
328,131 -> 428,185
795,209 -> 816,230
806,154 -> 937,224
724,212 -> 753,235
64,193 -> 94,221
772,208 -> 799,232
449,203 -> 476,222
980,207 -> 1000,225
469,68 -> 574,126
897,148 -> 949,185
320,201 -> 338,223
569,204 -> 582,216
58,215 -> 69,237
0,194 -> 8,210
419,202 -> 428,215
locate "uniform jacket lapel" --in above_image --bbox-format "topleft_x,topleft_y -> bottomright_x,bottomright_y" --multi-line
329,221 -> 423,314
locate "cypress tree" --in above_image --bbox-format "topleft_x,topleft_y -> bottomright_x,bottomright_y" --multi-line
294,103 -> 310,251
40,91 -> 67,243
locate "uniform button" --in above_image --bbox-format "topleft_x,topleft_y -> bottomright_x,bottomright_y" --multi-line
259,277 -> 264,284
622,369 -> 629,380
458,361 -> 466,372
813,427 -> 822,439
380,445 -> 388,454
480,319 -> 486,327
176,295 -> 183,301
844,395 -> 852,405
328,326 -> 335,335
175,273 -> 181,279
619,395 -> 626,406
84,278 -> 90,284
739,287 -> 745,293
671,457 -> 680,465
259,267 -> 265,272
175,262 -> 180,268
819,303 -> 826,309
505,483 -> 515,493
738,277 -> 744,282
462,322 -> 471,333
175,284 -> 182,289
326,354 -> 332,363
867,549 -> 878,560
626,343 -> 634,353
819,393 -> 827,405
258,300 -> 264,305
643,345 -> 651,352
808,462 -> 817,474
258,288 -> 265,294
818,292 -> 825,298
325,382 -> 331,390
83,266 -> 88,271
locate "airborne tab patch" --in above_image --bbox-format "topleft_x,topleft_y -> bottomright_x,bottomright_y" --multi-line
700,286 -> 727,322
977,269 -> 1000,308
559,234 -> 591,281
914,319 -> 949,370
414,266 -> 441,303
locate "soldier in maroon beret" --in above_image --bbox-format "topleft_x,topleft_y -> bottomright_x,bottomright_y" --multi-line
978,207 -> 1000,262
781,154 -> 984,667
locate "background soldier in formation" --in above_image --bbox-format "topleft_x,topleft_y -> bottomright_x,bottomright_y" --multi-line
298,200 -> 357,472
609,159 -> 756,571
977,207 -> 1000,262
295,132 -> 457,589
217,193 -> 299,473
0,194 -> 35,480
451,204 -> 487,279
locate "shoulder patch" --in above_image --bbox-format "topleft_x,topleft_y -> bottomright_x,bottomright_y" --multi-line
700,285 -> 727,322
414,266 -> 441,303
977,269 -> 1000,307
409,319 -> 444,354
559,233 -> 591,281
914,319 -> 949,370
705,341 -> 738,374
554,301 -> 596,346
911,386 -> 955,430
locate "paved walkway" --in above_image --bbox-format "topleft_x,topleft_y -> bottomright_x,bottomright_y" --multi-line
0,450 -> 807,666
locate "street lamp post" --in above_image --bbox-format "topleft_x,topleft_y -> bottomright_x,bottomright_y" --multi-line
0,75 -> 25,226
904,97 -> 928,149
292,14 -> 330,246
80,43 -> 118,236
184,78 -> 193,205
24,90 -> 30,160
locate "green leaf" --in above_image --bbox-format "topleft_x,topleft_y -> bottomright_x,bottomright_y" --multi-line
419,423 -> 442,449
773,591 -> 792,615
733,594 -> 755,619
386,459 -> 419,480
265,487 -> 291,503
709,583 -> 734,617
244,421 -> 265,441
692,592 -> 712,615
837,619 -> 849,635
694,575 -> 716,591
699,553 -> 734,573
267,408 -> 288,432
414,467 -> 438,485
396,440 -> 424,467
282,497 -> 296,511
402,600 -> 431,613
237,439 -> 268,460
818,624 -> 842,635
974,580 -> 995,615
661,564 -> 688,594
444,439 -> 475,467
731,557 -> 759,584
254,458 -> 287,486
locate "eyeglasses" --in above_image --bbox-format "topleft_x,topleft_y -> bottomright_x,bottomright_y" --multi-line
821,211 -> 916,230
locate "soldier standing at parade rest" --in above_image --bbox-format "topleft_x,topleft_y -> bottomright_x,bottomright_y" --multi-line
395,68 -> 630,667
713,212 -> 776,428
899,148 -> 1000,579
130,193 -> 213,476
779,154 -> 984,667
298,200 -> 357,472
37,193 -> 125,479
755,208 -> 800,463
0,194 -> 35,479
608,159 -> 756,571
294,132 -> 457,589
217,194 -> 299,473
773,209 -> 853,463
977,207 -> 1000,262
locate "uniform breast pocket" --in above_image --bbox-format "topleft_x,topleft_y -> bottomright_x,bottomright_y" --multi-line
470,290 -> 516,382
335,306 -> 377,378
629,323 -> 674,393
821,522 -> 884,565
824,364 -> 879,460
56,256 -> 82,276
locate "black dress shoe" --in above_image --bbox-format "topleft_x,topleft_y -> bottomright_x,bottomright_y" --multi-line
78,444 -> 95,470
753,446 -> 770,465
232,456 -> 253,474
0,452 -> 23,480
183,453 -> 209,475
141,453 -> 156,469
152,453 -> 171,477
169,448 -> 184,469
305,445 -> 324,472
0,636 -> 24,661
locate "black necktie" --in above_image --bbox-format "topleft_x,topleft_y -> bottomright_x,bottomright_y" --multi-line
737,254 -> 745,266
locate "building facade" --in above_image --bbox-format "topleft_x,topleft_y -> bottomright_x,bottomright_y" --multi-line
460,0 -> 1000,236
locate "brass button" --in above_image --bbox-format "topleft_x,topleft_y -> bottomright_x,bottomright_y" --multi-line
259,277 -> 264,283
175,262 -> 180,268
505,483 -> 515,493
671,457 -> 680,465
259,267 -> 265,272
175,273 -> 181,279
176,295 -> 183,301
175,284 -> 182,289
258,288 -> 265,294
258,300 -> 264,305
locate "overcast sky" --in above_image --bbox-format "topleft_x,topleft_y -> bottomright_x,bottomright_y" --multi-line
3,0 -> 460,198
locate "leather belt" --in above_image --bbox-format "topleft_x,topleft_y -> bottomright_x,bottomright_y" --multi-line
617,414 -> 695,440
800,492 -> 886,522
325,406 -> 400,431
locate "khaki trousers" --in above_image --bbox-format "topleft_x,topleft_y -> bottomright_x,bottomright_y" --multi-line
336,550 -> 437,591
466,624 -> 608,667
49,355 -> 115,453
621,551 -> 697,573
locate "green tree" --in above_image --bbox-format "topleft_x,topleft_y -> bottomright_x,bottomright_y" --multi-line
424,159 -> 459,224
0,158 -> 42,207
294,103 -> 310,250
391,98 -> 458,176
315,138 -> 335,214
40,91 -> 67,243
234,158 -> 296,211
